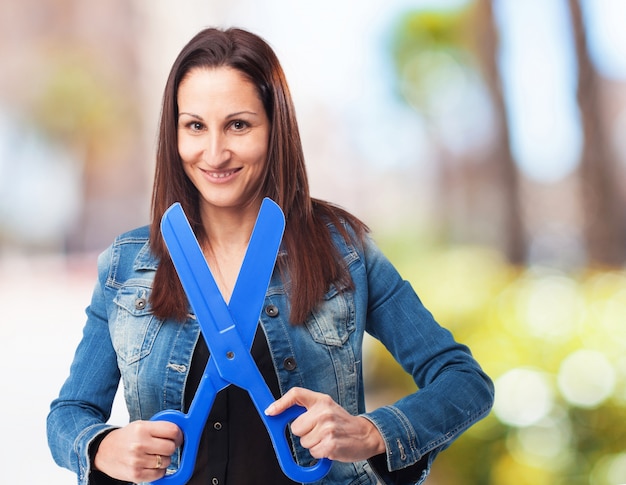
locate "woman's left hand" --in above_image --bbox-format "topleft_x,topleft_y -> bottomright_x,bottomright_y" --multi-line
265,387 -> 386,462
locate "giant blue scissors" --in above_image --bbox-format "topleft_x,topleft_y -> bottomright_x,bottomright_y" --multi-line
150,198 -> 332,484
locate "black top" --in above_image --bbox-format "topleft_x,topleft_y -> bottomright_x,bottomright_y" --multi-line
184,327 -> 299,485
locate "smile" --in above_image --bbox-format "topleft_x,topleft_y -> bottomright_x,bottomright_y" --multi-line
203,168 -> 241,179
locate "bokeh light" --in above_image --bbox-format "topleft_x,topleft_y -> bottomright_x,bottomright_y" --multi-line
557,349 -> 616,408
590,452 -> 626,485
506,415 -> 572,469
493,367 -> 554,427
383,244 -> 626,484
516,271 -> 583,342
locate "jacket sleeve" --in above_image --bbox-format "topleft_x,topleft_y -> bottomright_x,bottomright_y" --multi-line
359,237 -> 495,484
46,247 -> 123,485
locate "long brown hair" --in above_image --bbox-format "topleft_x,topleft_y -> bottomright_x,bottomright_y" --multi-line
150,27 -> 368,323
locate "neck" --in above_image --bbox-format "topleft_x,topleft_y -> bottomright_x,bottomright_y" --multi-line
200,201 -> 261,247
199,200 -> 262,303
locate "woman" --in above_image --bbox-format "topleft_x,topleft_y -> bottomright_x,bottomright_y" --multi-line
47,27 -> 494,485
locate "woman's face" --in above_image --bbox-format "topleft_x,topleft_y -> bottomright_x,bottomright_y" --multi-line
177,66 -> 270,214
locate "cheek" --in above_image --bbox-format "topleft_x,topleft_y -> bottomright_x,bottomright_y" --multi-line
244,135 -> 269,166
177,134 -> 200,163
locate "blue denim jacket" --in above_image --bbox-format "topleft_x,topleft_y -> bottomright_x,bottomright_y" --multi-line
47,221 -> 494,485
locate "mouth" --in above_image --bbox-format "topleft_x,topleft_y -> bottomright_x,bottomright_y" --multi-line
202,168 -> 242,180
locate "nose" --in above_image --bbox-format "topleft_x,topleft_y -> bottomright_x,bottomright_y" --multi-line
202,131 -> 230,167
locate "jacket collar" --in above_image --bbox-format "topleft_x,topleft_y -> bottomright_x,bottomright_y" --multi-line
134,240 -> 159,271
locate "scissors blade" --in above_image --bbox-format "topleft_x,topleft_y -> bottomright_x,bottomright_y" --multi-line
228,198 -> 285,346
160,199 -> 284,373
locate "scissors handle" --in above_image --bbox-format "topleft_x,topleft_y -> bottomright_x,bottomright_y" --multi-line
150,368 -> 222,485
213,325 -> 333,482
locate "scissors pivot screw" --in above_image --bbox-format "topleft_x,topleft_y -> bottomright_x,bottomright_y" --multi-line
226,351 -> 235,360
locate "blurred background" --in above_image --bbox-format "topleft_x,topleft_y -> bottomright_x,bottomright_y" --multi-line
0,0 -> 625,483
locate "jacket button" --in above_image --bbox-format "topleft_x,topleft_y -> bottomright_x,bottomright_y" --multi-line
265,304 -> 279,317
283,357 -> 297,371
135,298 -> 147,310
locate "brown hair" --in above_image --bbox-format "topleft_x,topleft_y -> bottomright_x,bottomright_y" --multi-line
150,27 -> 367,323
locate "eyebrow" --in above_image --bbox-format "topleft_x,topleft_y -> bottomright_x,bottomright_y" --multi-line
178,110 -> 259,120
178,112 -> 202,120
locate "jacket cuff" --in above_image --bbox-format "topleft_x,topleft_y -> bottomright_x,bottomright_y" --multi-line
88,429 -> 131,485
361,406 -> 438,484
75,424 -> 118,485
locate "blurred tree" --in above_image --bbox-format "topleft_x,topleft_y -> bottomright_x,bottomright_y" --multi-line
29,49 -> 142,252
471,0 -> 525,264
0,0 -> 148,252
567,0 -> 626,266
390,1 -> 526,264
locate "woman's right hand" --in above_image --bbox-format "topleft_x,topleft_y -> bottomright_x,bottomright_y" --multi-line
93,420 -> 183,483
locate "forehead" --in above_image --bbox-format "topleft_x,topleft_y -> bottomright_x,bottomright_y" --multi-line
177,67 -> 260,107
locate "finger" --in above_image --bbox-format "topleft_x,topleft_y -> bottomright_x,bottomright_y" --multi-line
264,388 -> 299,415
138,464 -> 168,484
149,435 -> 180,460
265,387 -> 318,415
149,420 -> 183,442
158,422 -> 183,447
290,401 -> 336,439
145,453 -> 164,471
147,421 -> 183,453
304,437 -> 333,460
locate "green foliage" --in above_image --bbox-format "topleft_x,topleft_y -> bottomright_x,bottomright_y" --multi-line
392,7 -> 471,65
390,4 -> 477,113
29,48 -> 135,159
368,235 -> 626,484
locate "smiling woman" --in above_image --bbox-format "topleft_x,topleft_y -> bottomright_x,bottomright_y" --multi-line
47,27 -> 494,485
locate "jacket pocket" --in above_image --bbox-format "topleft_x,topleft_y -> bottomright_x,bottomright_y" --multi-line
111,284 -> 160,364
305,285 -> 356,347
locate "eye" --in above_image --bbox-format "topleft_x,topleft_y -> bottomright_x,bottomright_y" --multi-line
230,120 -> 249,131
188,121 -> 204,131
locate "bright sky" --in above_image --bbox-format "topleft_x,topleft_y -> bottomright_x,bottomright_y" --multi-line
496,0 -> 626,182
495,0 -> 582,182
583,0 -> 626,79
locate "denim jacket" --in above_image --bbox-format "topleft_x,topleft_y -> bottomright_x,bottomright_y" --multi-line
47,221 -> 494,485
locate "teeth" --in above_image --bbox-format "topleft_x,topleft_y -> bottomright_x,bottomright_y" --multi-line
209,170 -> 235,179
